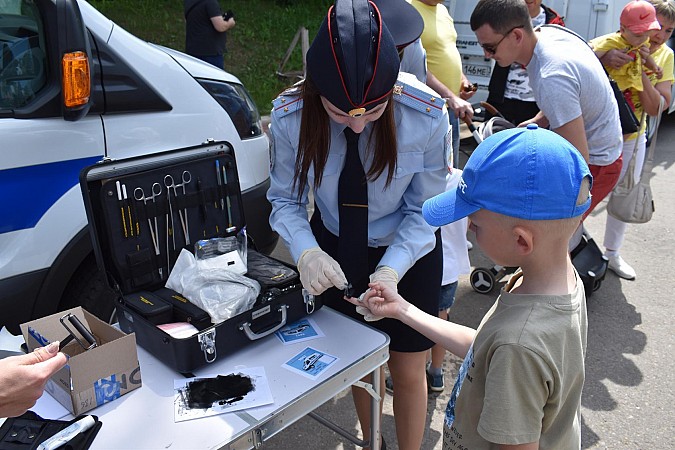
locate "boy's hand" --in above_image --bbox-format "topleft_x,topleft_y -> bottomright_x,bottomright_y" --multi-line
344,281 -> 409,321
638,45 -> 651,61
347,290 -> 385,322
342,266 -> 400,321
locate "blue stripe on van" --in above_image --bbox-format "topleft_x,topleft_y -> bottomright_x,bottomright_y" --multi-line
0,156 -> 102,234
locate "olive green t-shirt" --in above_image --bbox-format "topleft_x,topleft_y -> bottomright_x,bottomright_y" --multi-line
443,270 -> 587,449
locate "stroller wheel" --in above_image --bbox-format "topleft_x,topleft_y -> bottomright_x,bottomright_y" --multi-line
471,267 -> 496,294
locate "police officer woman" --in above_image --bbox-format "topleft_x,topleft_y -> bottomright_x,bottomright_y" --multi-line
267,0 -> 449,448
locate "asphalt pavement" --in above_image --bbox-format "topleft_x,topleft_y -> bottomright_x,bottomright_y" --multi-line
263,113 -> 675,449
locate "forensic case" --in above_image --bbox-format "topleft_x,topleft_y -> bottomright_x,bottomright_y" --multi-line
80,141 -> 320,373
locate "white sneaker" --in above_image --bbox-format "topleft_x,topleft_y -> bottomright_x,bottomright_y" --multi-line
607,254 -> 636,280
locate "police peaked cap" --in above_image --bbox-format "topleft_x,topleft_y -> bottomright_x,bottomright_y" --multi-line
373,0 -> 424,48
306,0 -> 400,116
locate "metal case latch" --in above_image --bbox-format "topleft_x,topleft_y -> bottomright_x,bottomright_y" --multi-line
198,328 -> 217,363
302,288 -> 316,314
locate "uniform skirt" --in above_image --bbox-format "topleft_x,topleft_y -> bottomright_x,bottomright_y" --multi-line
312,217 -> 442,353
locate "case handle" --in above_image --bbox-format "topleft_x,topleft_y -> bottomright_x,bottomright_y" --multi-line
239,304 -> 288,340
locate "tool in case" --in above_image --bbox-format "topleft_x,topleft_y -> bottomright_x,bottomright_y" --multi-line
80,141 -> 320,373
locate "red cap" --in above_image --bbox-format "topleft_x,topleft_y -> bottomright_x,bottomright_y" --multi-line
621,0 -> 661,34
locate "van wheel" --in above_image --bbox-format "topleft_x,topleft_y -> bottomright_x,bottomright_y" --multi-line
59,254 -> 117,324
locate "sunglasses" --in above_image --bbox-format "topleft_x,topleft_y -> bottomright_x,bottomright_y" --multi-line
480,25 -> 524,55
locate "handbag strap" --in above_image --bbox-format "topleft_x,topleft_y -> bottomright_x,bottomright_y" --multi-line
620,112 -> 644,190
641,96 -> 665,179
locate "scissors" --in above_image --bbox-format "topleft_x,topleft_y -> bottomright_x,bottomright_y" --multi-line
134,183 -> 162,276
164,171 -> 192,245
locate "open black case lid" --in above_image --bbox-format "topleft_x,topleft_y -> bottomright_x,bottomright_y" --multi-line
79,141 -> 245,296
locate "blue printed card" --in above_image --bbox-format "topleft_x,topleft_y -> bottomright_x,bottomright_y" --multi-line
275,318 -> 324,345
283,347 -> 338,380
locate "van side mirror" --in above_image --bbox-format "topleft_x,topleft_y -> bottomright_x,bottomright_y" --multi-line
56,0 -> 92,121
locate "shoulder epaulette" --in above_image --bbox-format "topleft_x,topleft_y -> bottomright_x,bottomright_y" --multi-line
392,78 -> 444,118
272,86 -> 303,118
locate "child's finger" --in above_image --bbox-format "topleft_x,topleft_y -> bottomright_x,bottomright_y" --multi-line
344,295 -> 362,306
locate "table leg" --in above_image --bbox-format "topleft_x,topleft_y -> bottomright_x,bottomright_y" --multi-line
306,369 -> 383,448
370,368 -> 381,450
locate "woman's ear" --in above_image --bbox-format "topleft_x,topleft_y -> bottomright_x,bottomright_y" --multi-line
512,225 -> 534,256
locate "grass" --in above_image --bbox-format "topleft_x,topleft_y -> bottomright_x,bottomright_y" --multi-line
89,0 -> 332,112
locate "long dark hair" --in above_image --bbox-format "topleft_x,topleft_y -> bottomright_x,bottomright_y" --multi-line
294,78 -> 398,200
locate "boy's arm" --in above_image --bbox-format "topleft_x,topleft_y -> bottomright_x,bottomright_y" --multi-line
349,282 -> 476,358
643,54 -> 663,79
644,54 -> 658,70
398,301 -> 476,358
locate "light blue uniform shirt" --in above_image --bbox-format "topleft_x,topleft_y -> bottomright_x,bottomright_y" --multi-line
400,38 -> 427,83
267,72 -> 450,278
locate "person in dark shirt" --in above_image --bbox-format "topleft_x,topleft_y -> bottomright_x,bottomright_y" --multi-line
184,0 -> 235,69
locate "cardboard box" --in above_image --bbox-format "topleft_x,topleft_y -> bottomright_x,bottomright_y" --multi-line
20,307 -> 141,415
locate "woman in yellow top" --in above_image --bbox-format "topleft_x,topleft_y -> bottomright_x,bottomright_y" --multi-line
597,0 -> 675,280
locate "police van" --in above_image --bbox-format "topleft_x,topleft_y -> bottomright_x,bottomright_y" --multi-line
0,0 -> 276,332
446,0 -> 675,113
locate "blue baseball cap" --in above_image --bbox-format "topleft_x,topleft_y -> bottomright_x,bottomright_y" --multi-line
422,124 -> 593,226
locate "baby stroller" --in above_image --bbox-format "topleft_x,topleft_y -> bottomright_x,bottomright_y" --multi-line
461,104 -> 608,297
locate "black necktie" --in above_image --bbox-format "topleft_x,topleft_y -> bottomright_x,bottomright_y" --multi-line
338,128 -> 369,284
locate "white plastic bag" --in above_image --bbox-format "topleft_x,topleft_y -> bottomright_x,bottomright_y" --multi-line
166,249 -> 260,324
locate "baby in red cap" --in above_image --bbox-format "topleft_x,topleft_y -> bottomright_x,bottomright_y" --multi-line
591,0 -> 663,96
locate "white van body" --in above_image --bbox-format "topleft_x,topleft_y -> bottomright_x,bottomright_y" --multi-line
0,0 -> 276,331
446,0 -> 675,113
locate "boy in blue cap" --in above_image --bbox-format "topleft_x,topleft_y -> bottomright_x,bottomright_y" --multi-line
350,125 -> 591,449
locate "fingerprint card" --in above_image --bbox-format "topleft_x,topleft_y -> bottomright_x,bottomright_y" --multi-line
174,366 -> 273,422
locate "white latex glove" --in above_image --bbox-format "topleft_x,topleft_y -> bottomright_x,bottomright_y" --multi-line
297,247 -> 348,295
370,266 -> 398,293
355,266 -> 399,322
355,305 -> 381,322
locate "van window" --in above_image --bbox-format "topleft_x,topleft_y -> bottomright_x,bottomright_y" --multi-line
0,0 -> 48,109
199,79 -> 263,139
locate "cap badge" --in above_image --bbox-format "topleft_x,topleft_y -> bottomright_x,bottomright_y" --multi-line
349,107 -> 366,117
